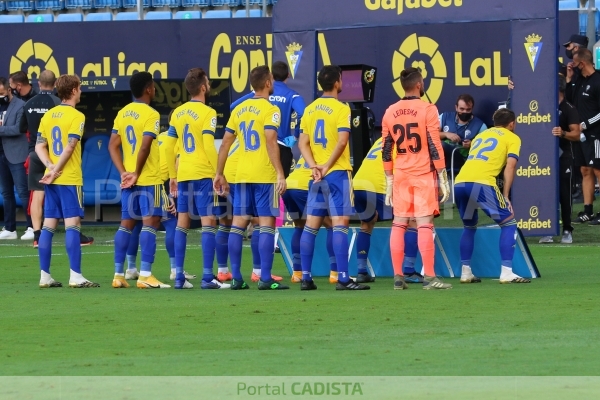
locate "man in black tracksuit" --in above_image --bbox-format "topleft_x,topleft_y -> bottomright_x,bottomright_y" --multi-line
566,48 -> 600,224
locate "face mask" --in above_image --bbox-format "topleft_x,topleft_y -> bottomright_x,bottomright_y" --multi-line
0,96 -> 8,104
573,63 -> 583,74
566,49 -> 574,59
458,112 -> 472,122
10,88 -> 19,97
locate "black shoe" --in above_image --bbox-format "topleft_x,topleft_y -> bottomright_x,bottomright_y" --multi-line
80,233 -> 94,246
588,213 -> 600,226
336,279 -> 370,291
300,279 -> 318,291
230,279 -> 250,290
274,246 -> 281,254
258,279 -> 289,290
574,213 -> 593,224
356,272 -> 375,283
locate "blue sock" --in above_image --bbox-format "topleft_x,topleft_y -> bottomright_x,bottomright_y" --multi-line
333,226 -> 349,283
216,225 -> 230,270
251,224 -> 260,271
38,226 -> 55,274
259,226 -> 276,281
460,225 -> 477,267
174,226 -> 188,276
114,226 -> 132,274
403,227 -> 418,274
300,226 -> 318,281
228,226 -> 246,281
163,217 -> 176,259
126,222 -> 141,270
356,230 -> 371,274
65,226 -> 82,274
292,227 -> 303,272
202,226 -> 217,282
326,228 -> 337,272
499,219 -> 517,268
140,226 -> 157,274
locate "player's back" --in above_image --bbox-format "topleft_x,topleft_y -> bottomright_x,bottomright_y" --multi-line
455,127 -> 521,186
158,131 -> 179,183
38,104 -> 84,186
226,97 -> 280,184
224,138 -> 240,184
169,101 -> 217,182
381,98 -> 443,176
113,101 -> 161,186
287,156 -> 313,191
354,138 -> 385,194
301,97 -> 351,174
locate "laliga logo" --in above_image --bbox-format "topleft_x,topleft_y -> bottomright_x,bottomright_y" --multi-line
364,69 -> 376,84
392,34 -> 447,103
516,153 -> 551,178
10,40 -> 60,79
517,205 -> 552,230
516,99 -> 551,125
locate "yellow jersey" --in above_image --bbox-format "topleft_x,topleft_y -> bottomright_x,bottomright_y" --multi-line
455,127 -> 521,186
287,156 -> 313,191
224,138 -> 240,184
157,132 -> 179,182
225,97 -> 281,184
300,96 -> 352,174
354,138 -> 385,194
168,100 -> 218,182
38,104 -> 84,186
112,101 -> 161,186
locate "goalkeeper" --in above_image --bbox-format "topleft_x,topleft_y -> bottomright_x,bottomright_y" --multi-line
381,67 -> 451,290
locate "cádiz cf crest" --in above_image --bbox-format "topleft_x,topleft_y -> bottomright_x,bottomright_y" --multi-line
524,34 -> 543,72
286,42 -> 303,79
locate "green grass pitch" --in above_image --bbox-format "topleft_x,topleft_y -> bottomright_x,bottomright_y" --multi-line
1,207 -> 600,377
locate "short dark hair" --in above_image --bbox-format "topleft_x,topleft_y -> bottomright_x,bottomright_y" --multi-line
493,108 -> 516,127
456,94 -> 475,108
184,68 -> 208,97
55,74 -> 80,101
574,48 -> 593,65
399,67 -> 422,91
318,65 -> 341,92
9,71 -> 28,85
0,77 -> 7,89
129,71 -> 154,99
559,74 -> 567,94
249,65 -> 271,91
272,61 -> 289,82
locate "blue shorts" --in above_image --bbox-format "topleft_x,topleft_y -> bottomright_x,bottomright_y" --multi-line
44,185 -> 84,219
234,183 -> 280,217
353,190 -> 392,222
454,182 -> 513,226
307,170 -> 354,217
177,179 -> 219,217
282,189 -> 308,220
121,184 -> 167,220
213,183 -> 235,219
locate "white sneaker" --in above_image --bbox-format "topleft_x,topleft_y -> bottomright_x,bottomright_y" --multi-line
201,278 -> 231,289
0,228 -> 17,240
170,271 -> 197,280
538,236 -> 553,244
560,231 -> 573,244
39,277 -> 62,288
125,269 -> 140,280
182,280 -> 194,289
21,227 -> 34,240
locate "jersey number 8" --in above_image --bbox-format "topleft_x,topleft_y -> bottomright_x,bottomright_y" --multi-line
52,126 -> 63,156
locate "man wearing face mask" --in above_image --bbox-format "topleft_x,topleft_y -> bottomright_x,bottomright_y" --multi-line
9,71 -> 37,102
564,34 -> 589,76
0,75 -> 32,240
439,94 -> 488,172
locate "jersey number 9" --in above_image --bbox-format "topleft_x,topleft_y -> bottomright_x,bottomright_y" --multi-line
240,120 -> 260,151
183,124 -> 196,153
126,125 -> 137,155
52,126 -> 63,156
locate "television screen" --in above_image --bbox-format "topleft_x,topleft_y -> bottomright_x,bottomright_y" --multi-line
338,70 -> 365,103
76,91 -> 131,138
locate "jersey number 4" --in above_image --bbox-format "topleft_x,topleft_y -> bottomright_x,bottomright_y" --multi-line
393,123 -> 421,154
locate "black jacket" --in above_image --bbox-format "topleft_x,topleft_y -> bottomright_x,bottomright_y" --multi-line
19,91 -> 61,152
